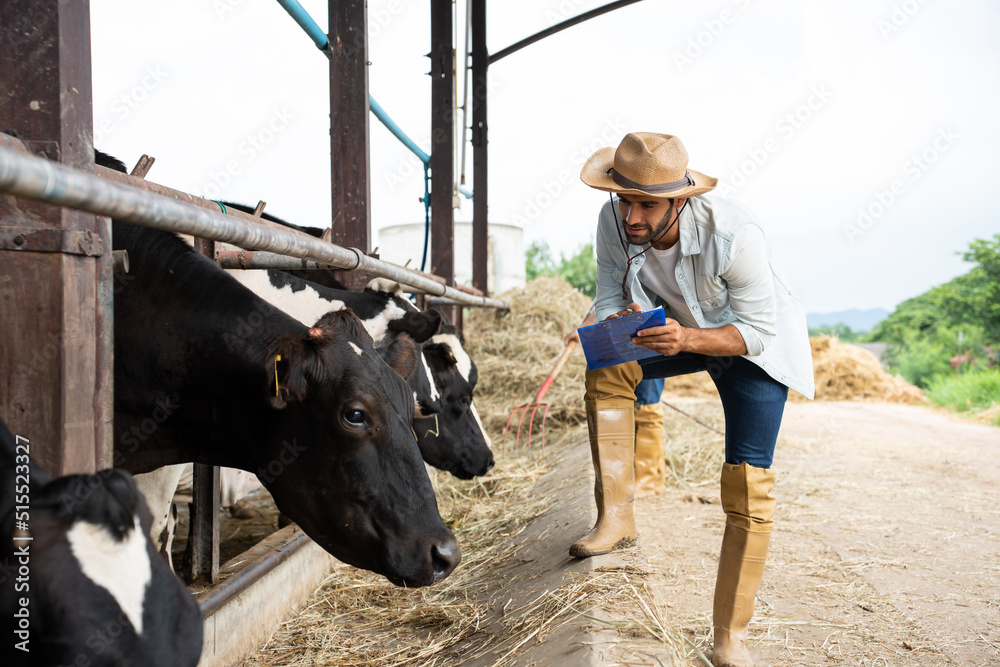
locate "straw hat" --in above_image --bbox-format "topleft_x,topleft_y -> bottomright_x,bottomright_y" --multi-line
580,132 -> 717,198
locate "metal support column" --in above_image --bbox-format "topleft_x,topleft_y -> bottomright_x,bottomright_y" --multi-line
189,236 -> 221,584
430,0 -> 457,326
328,0 -> 371,291
0,0 -> 110,475
471,0 -> 489,295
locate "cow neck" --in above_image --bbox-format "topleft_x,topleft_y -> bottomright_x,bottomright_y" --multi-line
112,222 -> 305,472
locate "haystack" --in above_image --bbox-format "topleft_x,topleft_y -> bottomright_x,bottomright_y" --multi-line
465,277 -> 593,438
794,336 -> 926,403
660,335 -> 926,404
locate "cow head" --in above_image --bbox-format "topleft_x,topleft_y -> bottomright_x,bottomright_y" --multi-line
371,300 -> 494,480
261,310 -> 460,586
419,314 -> 495,480
0,420 -> 202,667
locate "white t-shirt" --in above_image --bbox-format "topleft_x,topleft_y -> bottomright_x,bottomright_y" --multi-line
637,243 -> 699,328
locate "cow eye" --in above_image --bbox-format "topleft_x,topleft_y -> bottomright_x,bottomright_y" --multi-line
343,409 -> 366,426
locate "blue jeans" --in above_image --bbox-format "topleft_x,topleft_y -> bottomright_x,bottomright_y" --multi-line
635,378 -> 665,406
638,354 -> 788,468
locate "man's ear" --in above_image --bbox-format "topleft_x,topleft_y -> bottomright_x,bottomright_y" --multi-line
377,335 -> 419,381
267,328 -> 328,409
387,309 -> 442,343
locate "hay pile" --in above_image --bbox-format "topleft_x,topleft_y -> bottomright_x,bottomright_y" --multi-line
661,336 -> 926,404
792,336 -> 926,403
465,277 -> 593,439
246,440 -> 561,666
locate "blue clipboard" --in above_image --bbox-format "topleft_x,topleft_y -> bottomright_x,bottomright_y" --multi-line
577,307 -> 667,370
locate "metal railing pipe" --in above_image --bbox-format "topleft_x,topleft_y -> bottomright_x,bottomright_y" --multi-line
216,249 -> 339,271
489,0 -> 645,64
0,145 -> 508,310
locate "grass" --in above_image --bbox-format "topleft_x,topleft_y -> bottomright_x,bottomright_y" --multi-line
925,369 -> 1000,423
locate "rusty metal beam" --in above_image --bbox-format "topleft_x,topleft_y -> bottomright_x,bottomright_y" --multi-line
430,0 -> 458,329
0,0 -> 110,475
471,0 -> 489,295
189,463 -> 220,585
328,0 -> 371,291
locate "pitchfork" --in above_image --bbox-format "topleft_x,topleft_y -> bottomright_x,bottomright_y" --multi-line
502,339 -> 578,454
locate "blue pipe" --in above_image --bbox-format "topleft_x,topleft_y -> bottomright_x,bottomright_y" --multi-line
369,99 -> 473,199
274,0 -> 473,202
275,0 -> 330,51
369,97 -> 430,163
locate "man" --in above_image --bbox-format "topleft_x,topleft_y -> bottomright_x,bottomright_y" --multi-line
573,132 -> 814,667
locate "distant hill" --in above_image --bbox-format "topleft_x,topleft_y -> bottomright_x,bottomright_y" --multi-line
807,308 -> 891,333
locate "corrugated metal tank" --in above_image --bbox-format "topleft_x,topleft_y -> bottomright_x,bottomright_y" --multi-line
376,221 -> 525,294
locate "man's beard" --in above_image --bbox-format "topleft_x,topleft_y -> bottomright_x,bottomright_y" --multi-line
624,206 -> 675,245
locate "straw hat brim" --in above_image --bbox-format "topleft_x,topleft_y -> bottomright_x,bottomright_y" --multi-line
580,147 -> 718,199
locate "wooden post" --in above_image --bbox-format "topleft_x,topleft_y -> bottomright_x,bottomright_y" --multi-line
0,0 -> 111,475
471,0 -> 489,296
328,0 -> 371,291
430,0 -> 457,325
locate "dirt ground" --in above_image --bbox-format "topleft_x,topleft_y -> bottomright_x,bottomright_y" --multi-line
237,398 -> 998,666
618,398 -> 1000,666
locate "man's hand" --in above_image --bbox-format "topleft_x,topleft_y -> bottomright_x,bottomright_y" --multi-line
604,302 -> 643,321
633,318 -> 689,356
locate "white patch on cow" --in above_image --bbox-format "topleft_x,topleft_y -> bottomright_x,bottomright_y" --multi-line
348,341 -> 363,356
413,391 -> 429,418
471,403 -> 493,449
359,300 -> 409,344
366,278 -> 403,295
428,334 -> 491,445
430,334 -> 472,382
420,352 -> 441,405
228,269 -> 347,327
67,515 -> 151,635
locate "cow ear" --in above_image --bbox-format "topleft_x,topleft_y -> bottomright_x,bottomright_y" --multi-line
267,331 -> 325,409
422,340 -> 458,367
387,309 -> 442,343
378,335 -> 418,380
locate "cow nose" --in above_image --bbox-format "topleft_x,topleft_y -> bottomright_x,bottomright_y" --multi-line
478,452 -> 495,476
431,534 -> 461,582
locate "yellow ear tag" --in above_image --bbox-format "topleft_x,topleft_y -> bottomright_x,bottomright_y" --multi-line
274,354 -> 282,396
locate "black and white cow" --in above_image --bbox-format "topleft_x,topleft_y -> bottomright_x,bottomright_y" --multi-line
100,151 -> 460,587
0,419 -> 202,667
220,201 -> 494,480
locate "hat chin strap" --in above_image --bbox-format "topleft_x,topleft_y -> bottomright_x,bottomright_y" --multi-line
610,195 -> 686,301
610,168 -> 695,195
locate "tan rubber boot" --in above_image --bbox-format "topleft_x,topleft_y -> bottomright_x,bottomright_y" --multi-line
712,462 -> 776,667
634,402 -> 667,497
569,405 -> 638,558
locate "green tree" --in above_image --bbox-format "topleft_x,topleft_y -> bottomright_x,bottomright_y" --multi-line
524,241 -> 597,298
962,234 -> 1000,340
808,323 -> 862,342
558,242 -> 597,299
870,234 -> 1000,387
525,240 -> 556,282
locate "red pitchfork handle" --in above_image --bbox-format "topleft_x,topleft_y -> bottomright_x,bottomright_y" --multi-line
532,339 -> 578,404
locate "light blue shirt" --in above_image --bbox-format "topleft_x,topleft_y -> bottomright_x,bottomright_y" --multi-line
593,194 -> 815,399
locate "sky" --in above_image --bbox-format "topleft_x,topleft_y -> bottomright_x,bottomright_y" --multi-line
89,0 -> 1000,315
